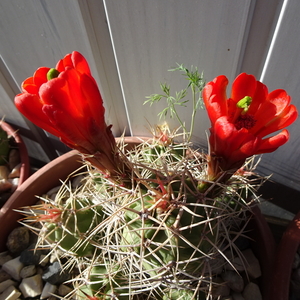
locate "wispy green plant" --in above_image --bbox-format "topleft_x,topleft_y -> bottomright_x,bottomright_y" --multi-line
144,64 -> 205,141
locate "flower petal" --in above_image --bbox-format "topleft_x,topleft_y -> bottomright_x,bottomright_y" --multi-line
203,75 -> 228,123
230,73 -> 257,102
15,93 -> 61,137
257,130 -> 290,153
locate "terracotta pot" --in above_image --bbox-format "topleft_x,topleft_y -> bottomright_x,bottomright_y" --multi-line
270,211 -> 300,300
0,138 -> 275,300
0,121 -> 30,187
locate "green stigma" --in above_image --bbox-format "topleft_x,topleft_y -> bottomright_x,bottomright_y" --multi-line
236,96 -> 252,114
47,68 -> 60,80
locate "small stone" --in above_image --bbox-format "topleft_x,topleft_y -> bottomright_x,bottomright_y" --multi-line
221,270 -> 244,293
0,179 -> 12,193
206,255 -> 225,275
19,274 -> 43,298
0,252 -> 13,266
45,186 -> 61,200
224,255 -> 246,272
0,166 -> 9,180
20,265 -> 36,278
0,285 -> 21,300
71,174 -> 85,189
58,283 -> 73,297
242,249 -> 261,279
6,227 -> 30,254
39,254 -> 50,267
232,292 -> 245,300
40,282 -> 57,299
242,282 -> 262,300
0,279 -> 17,293
8,163 -> 21,179
42,261 -> 71,285
20,243 -> 42,265
8,178 -> 19,192
2,256 -> 24,281
0,268 -> 11,282
211,277 -> 230,299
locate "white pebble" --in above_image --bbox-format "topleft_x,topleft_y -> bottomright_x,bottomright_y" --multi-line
71,174 -> 85,188
0,179 -> 12,192
8,178 -> 19,192
242,249 -> 261,279
0,285 -> 21,300
2,257 -> 24,281
242,282 -> 262,300
40,282 -> 57,299
39,254 -> 50,267
58,283 -> 73,296
20,265 -> 36,279
8,163 -> 21,179
0,252 -> 13,266
232,292 -> 246,300
0,166 -> 9,180
0,279 -> 17,293
19,274 -> 43,298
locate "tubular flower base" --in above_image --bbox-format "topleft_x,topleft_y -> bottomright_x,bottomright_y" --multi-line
14,51 -> 129,179
203,73 -> 298,181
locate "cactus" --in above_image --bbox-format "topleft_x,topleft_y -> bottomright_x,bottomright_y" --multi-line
17,58 -> 297,300
24,138 -> 256,300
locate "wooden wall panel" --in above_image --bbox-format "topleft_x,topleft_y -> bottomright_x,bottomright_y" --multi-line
103,0 -> 255,146
0,0 -> 299,191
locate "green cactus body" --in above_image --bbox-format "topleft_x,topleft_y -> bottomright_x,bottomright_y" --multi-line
44,198 -> 102,256
31,139 -> 253,300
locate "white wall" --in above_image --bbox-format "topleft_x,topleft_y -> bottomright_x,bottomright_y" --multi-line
1,0 -> 300,191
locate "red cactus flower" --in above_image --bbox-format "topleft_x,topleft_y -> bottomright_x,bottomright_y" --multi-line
203,73 -> 298,181
15,51 -> 128,178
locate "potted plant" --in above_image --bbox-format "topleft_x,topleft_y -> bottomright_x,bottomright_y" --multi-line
0,120 -> 30,207
4,51 -> 297,299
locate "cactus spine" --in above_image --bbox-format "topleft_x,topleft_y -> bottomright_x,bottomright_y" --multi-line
24,138 -> 257,300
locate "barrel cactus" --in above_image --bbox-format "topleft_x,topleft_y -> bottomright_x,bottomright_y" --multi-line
25,137 -> 257,299
16,51 -> 297,300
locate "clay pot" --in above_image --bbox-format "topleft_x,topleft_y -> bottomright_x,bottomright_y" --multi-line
0,138 -> 275,299
270,211 -> 300,299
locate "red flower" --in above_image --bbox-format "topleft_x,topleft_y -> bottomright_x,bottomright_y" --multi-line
15,51 -> 127,177
203,73 -> 298,180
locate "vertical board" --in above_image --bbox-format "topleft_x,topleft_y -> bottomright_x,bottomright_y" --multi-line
255,0 -> 300,190
104,0 -> 254,146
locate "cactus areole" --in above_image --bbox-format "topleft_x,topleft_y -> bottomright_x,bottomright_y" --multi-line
15,52 -> 297,299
